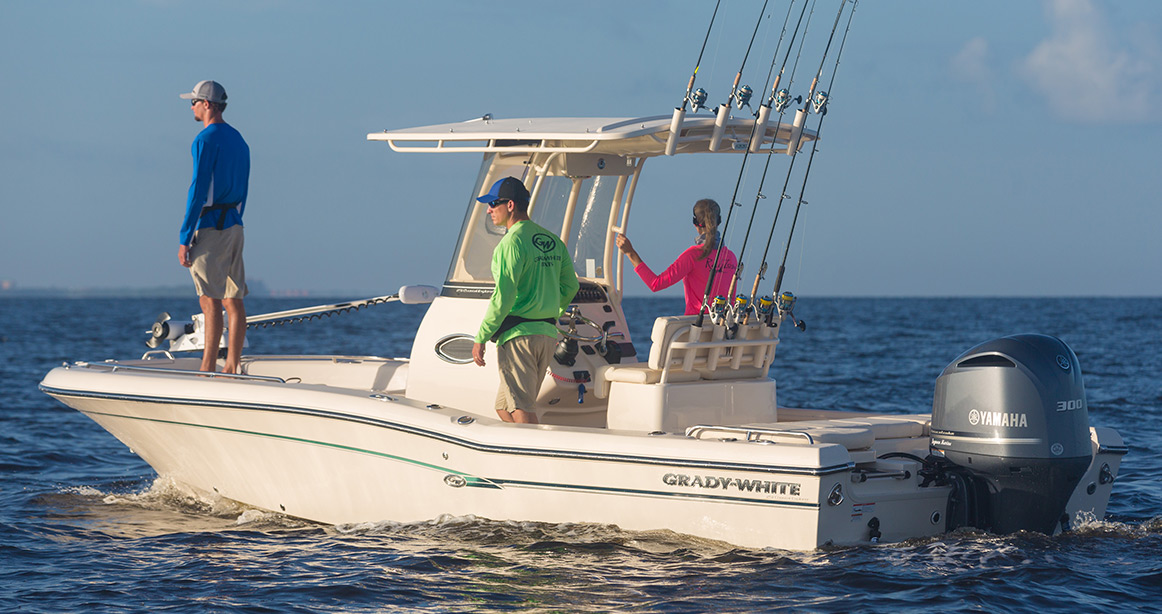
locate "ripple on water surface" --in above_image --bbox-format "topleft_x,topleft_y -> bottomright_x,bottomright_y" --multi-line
4,297 -> 1161,612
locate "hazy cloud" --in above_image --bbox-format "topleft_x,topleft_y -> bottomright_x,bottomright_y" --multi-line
1018,0 -> 1161,122
950,37 -> 996,110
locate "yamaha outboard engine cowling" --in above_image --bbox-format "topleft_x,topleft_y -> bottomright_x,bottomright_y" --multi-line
930,334 -> 1092,535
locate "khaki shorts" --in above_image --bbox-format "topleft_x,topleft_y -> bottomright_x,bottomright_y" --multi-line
495,334 -> 556,413
189,225 -> 248,299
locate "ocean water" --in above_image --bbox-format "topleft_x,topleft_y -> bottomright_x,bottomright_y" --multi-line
2,296 -> 1160,613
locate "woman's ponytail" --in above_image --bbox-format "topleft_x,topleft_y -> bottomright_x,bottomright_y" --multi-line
693,198 -> 721,260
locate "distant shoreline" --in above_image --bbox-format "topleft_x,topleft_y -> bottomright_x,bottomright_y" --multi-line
0,281 -> 373,299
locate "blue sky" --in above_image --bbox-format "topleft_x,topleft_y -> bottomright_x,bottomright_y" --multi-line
2,0 -> 1160,297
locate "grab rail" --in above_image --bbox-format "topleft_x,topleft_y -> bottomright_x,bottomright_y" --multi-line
685,424 -> 815,445
73,361 -> 287,384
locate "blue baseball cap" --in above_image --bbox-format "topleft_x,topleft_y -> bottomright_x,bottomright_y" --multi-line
476,177 -> 530,205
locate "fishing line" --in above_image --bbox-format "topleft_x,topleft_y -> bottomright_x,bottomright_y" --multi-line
726,0 -> 770,109
758,0 -> 802,107
772,0 -> 858,301
693,0 -> 782,327
721,0 -> 813,308
738,0 -> 819,313
707,0 -> 770,153
680,0 -> 722,113
665,0 -> 723,155
796,212 -> 807,292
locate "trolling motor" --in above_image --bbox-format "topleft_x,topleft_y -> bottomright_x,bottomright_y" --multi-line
141,286 -> 438,356
146,312 -> 197,350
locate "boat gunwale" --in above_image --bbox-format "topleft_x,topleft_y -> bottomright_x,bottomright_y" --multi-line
39,383 -> 856,477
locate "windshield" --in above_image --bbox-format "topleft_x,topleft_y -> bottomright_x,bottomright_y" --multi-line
569,176 -> 618,279
445,154 -> 631,287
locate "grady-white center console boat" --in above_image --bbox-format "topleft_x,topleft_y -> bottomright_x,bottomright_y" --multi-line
41,112 -> 1125,551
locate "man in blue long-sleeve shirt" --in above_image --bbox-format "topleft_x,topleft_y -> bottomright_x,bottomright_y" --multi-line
178,80 -> 250,373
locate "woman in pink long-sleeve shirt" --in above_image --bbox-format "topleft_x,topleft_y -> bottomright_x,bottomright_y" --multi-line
616,199 -> 738,315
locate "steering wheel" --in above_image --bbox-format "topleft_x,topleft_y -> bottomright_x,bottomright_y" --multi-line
558,306 -> 608,343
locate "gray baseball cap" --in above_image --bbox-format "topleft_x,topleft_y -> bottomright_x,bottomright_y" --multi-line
179,80 -> 227,103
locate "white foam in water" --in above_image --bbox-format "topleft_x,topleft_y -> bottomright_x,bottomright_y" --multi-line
235,508 -> 280,525
60,485 -> 105,497
99,476 -> 217,511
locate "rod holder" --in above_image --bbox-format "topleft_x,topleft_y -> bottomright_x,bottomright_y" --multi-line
664,107 -> 686,156
785,109 -> 807,155
749,104 -> 771,153
708,103 -> 730,152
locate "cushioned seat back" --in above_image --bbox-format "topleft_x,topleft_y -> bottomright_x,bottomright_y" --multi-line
647,315 -> 707,372
646,315 -> 779,380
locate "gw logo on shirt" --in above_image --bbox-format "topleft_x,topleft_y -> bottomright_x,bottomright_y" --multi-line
532,233 -> 556,253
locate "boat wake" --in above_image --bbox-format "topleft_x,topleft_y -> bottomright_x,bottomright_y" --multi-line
52,477 -> 318,537
334,514 -> 738,557
56,475 -> 1162,552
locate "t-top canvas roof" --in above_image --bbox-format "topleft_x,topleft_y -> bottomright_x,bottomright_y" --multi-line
368,114 -> 817,157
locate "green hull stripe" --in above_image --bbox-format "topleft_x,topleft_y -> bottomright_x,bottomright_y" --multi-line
80,408 -> 818,510
44,384 -> 852,476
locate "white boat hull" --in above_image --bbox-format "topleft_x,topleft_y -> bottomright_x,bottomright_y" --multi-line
41,357 -> 1122,551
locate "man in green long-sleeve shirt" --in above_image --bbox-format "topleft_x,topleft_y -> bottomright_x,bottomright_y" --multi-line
472,177 -> 580,424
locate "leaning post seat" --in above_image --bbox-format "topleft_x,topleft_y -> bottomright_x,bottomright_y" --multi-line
596,315 -> 782,432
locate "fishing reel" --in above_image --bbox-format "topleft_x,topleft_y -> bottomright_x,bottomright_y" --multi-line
773,89 -> 801,113
811,91 -> 830,115
732,294 -> 751,321
734,85 -> 754,110
688,88 -> 709,113
708,295 -> 729,325
724,293 -> 753,338
776,291 -> 806,331
756,295 -> 775,322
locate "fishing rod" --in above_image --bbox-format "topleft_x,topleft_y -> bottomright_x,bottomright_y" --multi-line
708,0 -> 770,152
750,0 -> 810,155
771,0 -> 858,306
724,0 -> 844,326
735,0 -> 819,318
665,0 -> 722,156
721,0 -> 812,309
694,1 -> 787,328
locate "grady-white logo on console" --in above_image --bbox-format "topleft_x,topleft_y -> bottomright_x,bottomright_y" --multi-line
663,473 -> 801,497
968,408 -> 1028,428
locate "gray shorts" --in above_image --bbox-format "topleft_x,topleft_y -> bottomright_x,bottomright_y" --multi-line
189,225 -> 248,299
494,334 -> 556,413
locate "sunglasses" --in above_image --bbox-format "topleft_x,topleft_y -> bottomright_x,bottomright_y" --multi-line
488,199 -> 510,208
190,99 -> 203,106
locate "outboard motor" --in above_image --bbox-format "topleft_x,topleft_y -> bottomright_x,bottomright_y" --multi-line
929,334 -> 1092,535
